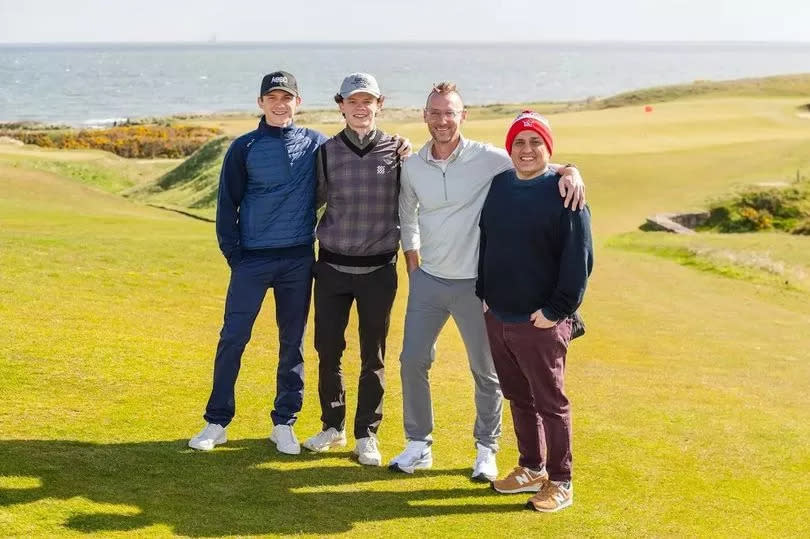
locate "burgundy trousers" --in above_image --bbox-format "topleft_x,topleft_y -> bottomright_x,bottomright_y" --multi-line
484,312 -> 573,482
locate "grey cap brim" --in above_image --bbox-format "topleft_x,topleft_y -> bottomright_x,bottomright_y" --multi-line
340,88 -> 381,99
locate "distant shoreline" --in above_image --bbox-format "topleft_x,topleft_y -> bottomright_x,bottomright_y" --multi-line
4,71 -> 810,130
3,40 -> 810,47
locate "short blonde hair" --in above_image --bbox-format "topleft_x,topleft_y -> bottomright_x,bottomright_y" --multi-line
426,82 -> 463,108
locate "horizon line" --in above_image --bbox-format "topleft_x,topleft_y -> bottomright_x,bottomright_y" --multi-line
3,39 -> 810,46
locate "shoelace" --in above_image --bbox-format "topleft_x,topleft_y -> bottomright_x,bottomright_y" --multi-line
277,426 -> 298,444
506,466 -> 529,479
358,437 -> 378,453
537,481 -> 568,503
475,451 -> 492,467
403,443 -> 427,460
312,430 -> 336,446
202,425 -> 221,437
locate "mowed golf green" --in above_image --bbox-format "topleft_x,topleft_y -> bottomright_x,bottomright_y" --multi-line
1,88 -> 809,536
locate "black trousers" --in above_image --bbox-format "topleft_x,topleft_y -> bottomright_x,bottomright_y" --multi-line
313,261 -> 398,438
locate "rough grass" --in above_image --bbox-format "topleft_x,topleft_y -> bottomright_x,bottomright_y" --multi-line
609,231 -> 810,291
2,82 -> 810,537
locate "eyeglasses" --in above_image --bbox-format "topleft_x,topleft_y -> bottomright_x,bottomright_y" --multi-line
425,109 -> 464,121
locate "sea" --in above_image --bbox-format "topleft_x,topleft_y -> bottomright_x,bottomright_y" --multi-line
2,41 -> 810,126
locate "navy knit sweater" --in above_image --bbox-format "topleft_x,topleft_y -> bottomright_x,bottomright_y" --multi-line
476,168 -> 593,322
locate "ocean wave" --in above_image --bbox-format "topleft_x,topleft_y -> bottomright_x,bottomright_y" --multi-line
81,117 -> 129,128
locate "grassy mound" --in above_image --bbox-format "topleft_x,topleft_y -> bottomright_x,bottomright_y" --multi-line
124,135 -> 230,211
596,73 -> 810,108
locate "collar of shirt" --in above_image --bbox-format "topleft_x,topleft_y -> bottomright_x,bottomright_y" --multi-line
342,126 -> 377,149
425,135 -> 466,165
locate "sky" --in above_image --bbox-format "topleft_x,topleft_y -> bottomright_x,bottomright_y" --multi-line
1,0 -> 809,43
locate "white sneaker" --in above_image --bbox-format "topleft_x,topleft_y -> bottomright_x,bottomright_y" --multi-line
302,427 -> 347,452
188,423 -> 227,451
270,424 -> 301,455
388,440 -> 432,473
354,435 -> 382,466
471,443 -> 498,482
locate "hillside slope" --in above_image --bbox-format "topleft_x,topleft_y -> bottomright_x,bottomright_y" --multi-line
123,135 -> 230,213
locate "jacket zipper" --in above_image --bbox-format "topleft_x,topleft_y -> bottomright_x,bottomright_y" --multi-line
442,170 -> 447,201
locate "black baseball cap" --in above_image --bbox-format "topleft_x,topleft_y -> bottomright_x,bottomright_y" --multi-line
260,71 -> 299,97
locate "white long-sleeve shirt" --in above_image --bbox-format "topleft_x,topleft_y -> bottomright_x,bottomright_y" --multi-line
398,136 -> 512,279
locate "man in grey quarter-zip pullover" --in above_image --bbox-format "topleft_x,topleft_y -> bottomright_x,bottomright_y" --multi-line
389,82 -> 585,482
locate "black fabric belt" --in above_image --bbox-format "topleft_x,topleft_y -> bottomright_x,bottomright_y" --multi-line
319,247 -> 397,267
242,244 -> 313,259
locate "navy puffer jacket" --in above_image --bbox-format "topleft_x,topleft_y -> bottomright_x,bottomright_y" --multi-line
216,117 -> 327,260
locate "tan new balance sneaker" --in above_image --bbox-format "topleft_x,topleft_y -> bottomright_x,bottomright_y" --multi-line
525,480 -> 573,512
491,466 -> 548,494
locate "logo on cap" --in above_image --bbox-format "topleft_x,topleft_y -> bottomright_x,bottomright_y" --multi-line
271,76 -> 288,84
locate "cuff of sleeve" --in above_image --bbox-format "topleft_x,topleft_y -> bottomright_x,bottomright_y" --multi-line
540,307 -> 561,323
225,247 -> 242,268
401,239 -> 420,252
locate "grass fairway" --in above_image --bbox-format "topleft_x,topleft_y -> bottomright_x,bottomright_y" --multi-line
2,88 -> 810,537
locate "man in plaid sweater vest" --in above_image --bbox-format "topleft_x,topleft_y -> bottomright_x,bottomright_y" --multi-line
302,73 -> 409,466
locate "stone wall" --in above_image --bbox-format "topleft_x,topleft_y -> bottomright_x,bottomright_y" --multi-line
640,211 -> 709,234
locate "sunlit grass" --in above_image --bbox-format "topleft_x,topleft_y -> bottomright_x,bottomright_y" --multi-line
1,87 -> 809,536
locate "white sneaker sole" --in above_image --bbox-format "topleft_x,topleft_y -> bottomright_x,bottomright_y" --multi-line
355,452 -> 382,466
388,455 -> 432,474
188,434 -> 227,451
491,482 -> 545,494
525,497 -> 573,512
471,470 -> 497,482
303,437 -> 347,453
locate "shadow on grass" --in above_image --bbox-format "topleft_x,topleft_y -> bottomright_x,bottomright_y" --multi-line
0,438 -> 515,535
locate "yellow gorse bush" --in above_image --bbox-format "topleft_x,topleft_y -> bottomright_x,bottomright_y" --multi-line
1,125 -> 222,158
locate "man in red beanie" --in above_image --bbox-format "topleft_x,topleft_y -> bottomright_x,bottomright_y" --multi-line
477,110 -> 593,512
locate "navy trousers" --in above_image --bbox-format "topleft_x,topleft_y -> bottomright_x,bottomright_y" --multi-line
204,249 -> 314,428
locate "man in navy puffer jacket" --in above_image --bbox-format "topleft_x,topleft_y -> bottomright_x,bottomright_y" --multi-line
189,71 -> 326,455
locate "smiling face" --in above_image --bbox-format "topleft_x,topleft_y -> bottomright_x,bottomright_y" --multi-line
338,92 -> 383,132
423,91 -> 466,146
257,89 -> 301,127
510,129 -> 551,179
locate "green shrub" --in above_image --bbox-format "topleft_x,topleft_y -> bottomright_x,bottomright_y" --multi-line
703,182 -> 809,234
738,207 -> 773,231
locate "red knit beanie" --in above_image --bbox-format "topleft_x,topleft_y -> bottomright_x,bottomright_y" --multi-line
505,110 -> 553,156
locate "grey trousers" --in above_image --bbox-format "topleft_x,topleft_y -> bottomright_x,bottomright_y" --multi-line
399,268 -> 503,450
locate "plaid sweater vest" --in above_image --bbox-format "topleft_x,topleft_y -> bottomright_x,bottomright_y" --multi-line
316,131 -> 401,262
